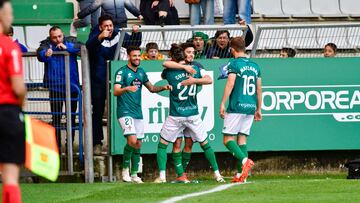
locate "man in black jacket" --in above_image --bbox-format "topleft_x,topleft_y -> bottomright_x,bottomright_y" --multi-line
86,15 -> 142,154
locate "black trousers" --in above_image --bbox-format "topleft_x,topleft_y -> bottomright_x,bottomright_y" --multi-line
49,91 -> 78,149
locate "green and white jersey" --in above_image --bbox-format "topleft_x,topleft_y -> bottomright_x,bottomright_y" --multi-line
226,57 -> 261,115
114,65 -> 149,119
162,65 -> 204,117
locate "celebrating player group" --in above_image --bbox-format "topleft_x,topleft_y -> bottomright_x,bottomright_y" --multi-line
113,36 -> 262,184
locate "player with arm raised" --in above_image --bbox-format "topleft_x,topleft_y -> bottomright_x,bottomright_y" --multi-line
220,37 -> 262,183
113,46 -> 171,183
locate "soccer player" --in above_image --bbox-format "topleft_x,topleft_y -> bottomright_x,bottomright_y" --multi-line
113,46 -> 171,183
0,0 -> 27,202
220,36 -> 262,183
155,44 -> 224,183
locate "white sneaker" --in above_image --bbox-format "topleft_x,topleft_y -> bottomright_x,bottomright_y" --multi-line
131,176 -> 144,184
70,21 -> 77,37
215,175 -> 226,183
122,168 -> 131,182
154,177 -> 166,183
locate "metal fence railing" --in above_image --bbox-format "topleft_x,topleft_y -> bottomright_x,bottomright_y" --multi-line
114,25 -> 250,60
250,23 -> 360,58
22,49 -> 93,182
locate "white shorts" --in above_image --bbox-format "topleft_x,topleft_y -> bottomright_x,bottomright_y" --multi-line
222,113 -> 254,136
160,115 -> 207,143
118,117 -> 145,139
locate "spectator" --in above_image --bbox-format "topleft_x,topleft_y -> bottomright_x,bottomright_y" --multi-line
280,47 -> 296,58
36,26 -> 81,150
324,43 -> 337,57
188,0 -> 214,25
76,0 -> 142,29
86,15 -> 142,155
71,0 -> 101,36
223,0 -> 251,25
140,0 -> 179,26
7,26 -> 27,52
192,32 -> 209,59
206,30 -> 232,59
141,42 -> 165,60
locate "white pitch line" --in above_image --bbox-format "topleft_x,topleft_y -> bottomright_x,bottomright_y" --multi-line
160,182 -> 251,203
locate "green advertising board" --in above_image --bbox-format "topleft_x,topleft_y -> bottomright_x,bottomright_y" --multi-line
110,58 -> 360,155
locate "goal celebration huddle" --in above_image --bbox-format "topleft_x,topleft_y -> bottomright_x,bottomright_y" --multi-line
113,36 -> 262,184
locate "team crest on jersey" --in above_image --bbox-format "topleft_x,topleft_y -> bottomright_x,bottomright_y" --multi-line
116,74 -> 122,82
131,78 -> 142,88
128,73 -> 133,78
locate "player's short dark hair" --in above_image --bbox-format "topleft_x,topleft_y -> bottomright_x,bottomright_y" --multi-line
127,46 -> 141,55
0,0 -> 10,8
169,43 -> 184,62
49,26 -> 62,35
215,30 -> 230,39
180,42 -> 195,51
230,37 -> 245,52
98,14 -> 113,26
145,42 -> 159,52
325,42 -> 337,53
281,47 -> 296,57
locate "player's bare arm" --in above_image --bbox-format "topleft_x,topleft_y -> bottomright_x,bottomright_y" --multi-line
181,75 -> 212,86
162,60 -> 196,75
113,84 -> 138,96
255,78 -> 262,121
10,76 -> 26,107
144,81 -> 172,93
220,73 -> 236,119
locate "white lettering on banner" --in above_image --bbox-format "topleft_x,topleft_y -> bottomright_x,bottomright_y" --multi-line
261,85 -> 360,122
142,71 -> 214,133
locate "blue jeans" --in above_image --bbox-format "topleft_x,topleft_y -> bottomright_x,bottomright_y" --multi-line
190,0 -> 214,25
73,0 -> 100,29
223,0 -> 251,24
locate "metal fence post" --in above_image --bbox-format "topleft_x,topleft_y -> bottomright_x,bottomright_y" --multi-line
64,54 -> 74,175
81,46 -> 94,183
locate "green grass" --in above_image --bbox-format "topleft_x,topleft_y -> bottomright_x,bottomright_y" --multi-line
9,174 -> 360,203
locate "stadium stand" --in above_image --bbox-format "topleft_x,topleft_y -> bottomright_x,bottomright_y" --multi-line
252,0 -> 290,18
310,0 -> 348,18
339,0 -> 360,17
282,0 -> 319,18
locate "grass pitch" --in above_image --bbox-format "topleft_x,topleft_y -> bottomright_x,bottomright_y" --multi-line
9,173 -> 360,203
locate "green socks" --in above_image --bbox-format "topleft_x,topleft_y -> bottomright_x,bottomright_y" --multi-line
182,151 -> 191,171
237,144 -> 248,173
123,144 -> 135,169
131,148 -> 141,175
201,143 -> 219,171
225,140 -> 246,162
157,142 -> 168,171
172,152 -> 184,177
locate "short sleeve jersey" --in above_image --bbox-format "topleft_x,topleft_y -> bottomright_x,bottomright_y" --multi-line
114,65 -> 149,119
227,57 -> 261,115
0,34 -> 23,105
162,64 -> 204,117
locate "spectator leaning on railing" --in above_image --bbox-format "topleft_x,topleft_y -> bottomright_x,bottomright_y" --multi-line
36,26 -> 82,151
86,14 -> 142,155
141,42 -> 165,60
191,31 -> 209,59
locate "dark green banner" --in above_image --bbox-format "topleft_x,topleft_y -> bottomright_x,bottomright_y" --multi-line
110,58 -> 360,155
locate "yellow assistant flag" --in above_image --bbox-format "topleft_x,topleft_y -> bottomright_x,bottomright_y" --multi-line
24,115 -> 60,181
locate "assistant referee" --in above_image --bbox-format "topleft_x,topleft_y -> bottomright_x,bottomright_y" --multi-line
0,0 -> 27,202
